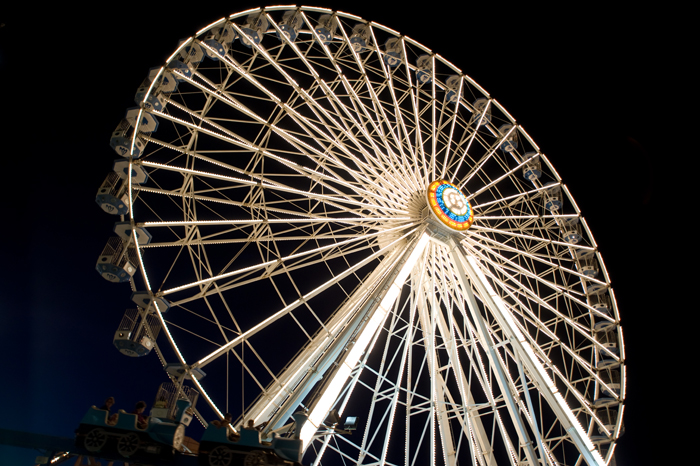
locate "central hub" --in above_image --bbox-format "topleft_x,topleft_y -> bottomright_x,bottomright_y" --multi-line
426,180 -> 474,231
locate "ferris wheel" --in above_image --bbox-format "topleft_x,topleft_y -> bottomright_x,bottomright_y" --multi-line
95,6 -> 626,466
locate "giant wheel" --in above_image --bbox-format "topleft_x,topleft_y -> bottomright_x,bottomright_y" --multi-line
97,6 -> 625,465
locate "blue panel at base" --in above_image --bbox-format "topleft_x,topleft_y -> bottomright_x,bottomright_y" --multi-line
350,36 -> 366,52
594,320 -> 616,332
416,69 -> 432,84
202,39 -> 226,60
277,25 -> 298,42
95,263 -> 132,283
446,90 -> 459,103
131,290 -> 171,313
500,140 -> 518,152
384,51 -> 401,67
596,359 -> 620,370
590,434 -> 611,444
545,199 -> 562,212
168,60 -> 192,81
110,135 -> 145,158
165,363 -> 206,380
96,194 -> 128,216
240,28 -> 261,48
315,27 -> 332,45
113,339 -> 152,357
523,168 -> 542,180
564,233 -> 582,244
593,396 -> 619,408
587,283 -> 605,294
601,386 -> 621,397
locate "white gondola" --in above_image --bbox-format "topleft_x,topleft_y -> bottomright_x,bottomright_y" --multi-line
472,98 -> 491,126
589,293 -> 616,332
167,59 -> 194,82
201,33 -> 228,61
150,382 -> 199,425
131,290 -> 171,314
445,75 -> 461,103
209,22 -> 237,46
113,221 -> 152,246
315,14 -> 337,45
383,37 -> 403,67
521,152 -> 542,180
278,10 -> 302,42
240,13 -> 269,48
177,38 -> 204,64
349,23 -> 370,52
599,369 -> 621,397
113,159 -> 149,185
125,107 -> 159,133
147,67 -> 178,94
165,363 -> 207,381
416,54 -> 433,85
586,279 -> 607,295
596,329 -> 620,369
596,408 -> 621,435
113,308 -> 162,357
578,253 -> 599,278
95,172 -> 129,215
559,217 -> 582,244
110,119 -> 146,159
134,88 -> 165,114
543,182 -> 562,212
498,124 -> 518,152
96,237 -> 139,283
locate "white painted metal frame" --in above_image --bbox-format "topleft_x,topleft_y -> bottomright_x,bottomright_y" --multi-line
114,6 -> 625,466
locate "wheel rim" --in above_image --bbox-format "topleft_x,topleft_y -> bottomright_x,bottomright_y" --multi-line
84,428 -> 107,452
209,445 -> 233,466
104,6 -> 626,466
172,424 -> 185,451
244,450 -> 266,466
117,432 -> 140,457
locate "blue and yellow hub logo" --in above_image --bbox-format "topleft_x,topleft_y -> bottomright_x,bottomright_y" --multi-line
426,180 -> 474,231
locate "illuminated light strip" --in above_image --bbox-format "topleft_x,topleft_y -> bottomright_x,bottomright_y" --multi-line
141,217 -> 409,227
194,226 -> 421,369
143,156 -> 405,214
299,232 -> 431,447
140,160 -> 255,186
464,149 -> 538,202
360,25 -> 424,186
439,77 -> 464,180
459,123 -> 516,192
466,238 -> 620,383
470,224 -> 596,252
230,13 -> 411,200
471,182 -> 561,211
158,222 -> 414,296
378,34 -> 427,185
451,99 -> 490,184
202,28 -> 409,200
334,73 -> 421,194
179,68 -> 391,205
463,254 -> 605,466
399,37 -> 428,183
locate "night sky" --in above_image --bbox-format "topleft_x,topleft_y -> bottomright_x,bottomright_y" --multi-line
0,2 -> 682,465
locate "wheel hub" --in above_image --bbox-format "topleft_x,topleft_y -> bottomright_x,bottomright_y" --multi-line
425,180 -> 474,231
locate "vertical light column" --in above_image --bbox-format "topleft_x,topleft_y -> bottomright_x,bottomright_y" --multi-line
300,232 -> 431,447
448,240 -> 540,466
452,241 -> 606,466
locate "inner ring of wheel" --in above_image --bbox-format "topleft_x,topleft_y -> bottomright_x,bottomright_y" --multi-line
426,180 -> 474,231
